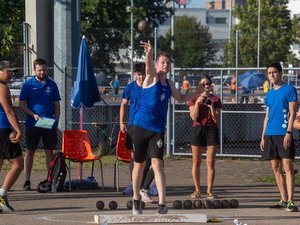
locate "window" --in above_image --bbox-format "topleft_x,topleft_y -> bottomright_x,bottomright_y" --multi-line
215,17 -> 227,24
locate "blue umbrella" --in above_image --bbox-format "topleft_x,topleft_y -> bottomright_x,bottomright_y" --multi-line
239,70 -> 265,88
71,36 -> 101,129
71,36 -> 101,180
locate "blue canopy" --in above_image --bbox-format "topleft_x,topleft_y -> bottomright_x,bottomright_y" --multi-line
239,70 -> 265,88
71,36 -> 101,108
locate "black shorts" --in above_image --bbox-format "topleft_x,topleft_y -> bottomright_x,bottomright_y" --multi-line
26,126 -> 57,150
0,128 -> 22,160
125,125 -> 133,150
132,125 -> 165,163
191,125 -> 220,147
262,136 -> 295,160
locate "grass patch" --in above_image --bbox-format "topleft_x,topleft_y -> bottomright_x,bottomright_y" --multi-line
1,150 -> 118,172
256,174 -> 300,186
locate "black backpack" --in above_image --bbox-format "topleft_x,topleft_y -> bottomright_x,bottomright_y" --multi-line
37,152 -> 67,193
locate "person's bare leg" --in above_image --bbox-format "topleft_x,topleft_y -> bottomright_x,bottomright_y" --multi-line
45,149 -> 53,170
132,161 -> 145,200
2,155 -> 24,191
282,158 -> 294,201
271,159 -> 288,201
24,150 -> 35,181
191,145 -> 202,194
206,145 -> 216,194
151,158 -> 165,204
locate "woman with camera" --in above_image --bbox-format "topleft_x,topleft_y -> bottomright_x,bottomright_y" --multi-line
187,75 -> 222,199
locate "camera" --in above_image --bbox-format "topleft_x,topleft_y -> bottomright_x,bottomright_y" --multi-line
204,97 -> 212,105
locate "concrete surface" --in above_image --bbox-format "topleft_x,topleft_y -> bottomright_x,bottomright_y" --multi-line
1,157 -> 299,225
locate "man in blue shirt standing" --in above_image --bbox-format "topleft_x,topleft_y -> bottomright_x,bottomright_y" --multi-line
260,62 -> 298,212
19,58 -> 61,191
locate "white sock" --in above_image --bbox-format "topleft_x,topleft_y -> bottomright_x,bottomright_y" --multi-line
0,188 -> 7,197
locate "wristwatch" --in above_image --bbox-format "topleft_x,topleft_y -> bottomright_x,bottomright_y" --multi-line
286,131 -> 293,135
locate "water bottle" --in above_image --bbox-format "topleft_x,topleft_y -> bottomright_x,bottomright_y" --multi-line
51,180 -> 57,193
233,219 -> 241,225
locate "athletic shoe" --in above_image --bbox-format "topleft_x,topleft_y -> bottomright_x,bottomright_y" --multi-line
0,195 -> 14,213
149,182 -> 158,196
132,198 -> 142,215
23,180 -> 31,191
139,189 -> 154,203
156,204 -> 168,214
122,183 -> 133,195
207,192 -> 217,199
191,191 -> 201,199
269,200 -> 287,209
286,200 -> 298,212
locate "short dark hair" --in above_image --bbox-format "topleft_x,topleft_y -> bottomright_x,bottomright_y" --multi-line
33,58 -> 47,68
266,62 -> 282,72
134,62 -> 145,74
156,52 -> 172,62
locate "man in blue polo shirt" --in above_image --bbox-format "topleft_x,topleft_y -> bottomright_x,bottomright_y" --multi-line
19,58 -> 61,191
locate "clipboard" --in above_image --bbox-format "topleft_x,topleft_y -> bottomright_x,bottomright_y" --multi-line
34,117 -> 56,129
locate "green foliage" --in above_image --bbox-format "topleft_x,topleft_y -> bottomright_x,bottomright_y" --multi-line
256,174 -> 300,186
0,0 -> 24,61
80,0 -> 172,70
158,16 -> 217,67
224,0 -> 294,67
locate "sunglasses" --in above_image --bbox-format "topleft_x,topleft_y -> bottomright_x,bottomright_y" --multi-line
202,83 -> 211,86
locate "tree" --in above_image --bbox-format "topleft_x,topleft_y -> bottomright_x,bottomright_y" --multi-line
158,15 -> 217,67
224,0 -> 294,67
80,0 -> 172,71
0,0 -> 24,64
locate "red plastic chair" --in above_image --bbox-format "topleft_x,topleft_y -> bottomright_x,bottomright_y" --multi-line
62,130 -> 104,191
114,131 -> 132,192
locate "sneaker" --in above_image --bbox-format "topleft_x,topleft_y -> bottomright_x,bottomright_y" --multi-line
207,192 -> 217,199
23,180 -> 31,191
122,183 -> 133,195
286,200 -> 298,212
0,195 -> 14,213
156,204 -> 168,214
191,191 -> 201,199
132,198 -> 142,215
149,182 -> 158,196
269,200 -> 287,209
139,189 -> 154,203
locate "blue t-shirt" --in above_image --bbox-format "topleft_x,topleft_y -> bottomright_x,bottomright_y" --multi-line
112,80 -> 119,89
133,79 -> 172,133
265,83 -> 298,136
122,81 -> 142,125
19,76 -> 61,127
0,104 -> 10,128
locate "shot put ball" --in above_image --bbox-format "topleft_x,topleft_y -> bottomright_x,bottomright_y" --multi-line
173,200 -> 183,209
96,200 -> 105,210
203,200 -> 213,209
109,200 -> 118,210
213,200 -> 222,209
126,200 -> 133,209
193,199 -> 202,209
183,200 -> 193,209
221,199 -> 230,208
138,20 -> 149,32
9,131 -> 16,140
229,199 -> 239,208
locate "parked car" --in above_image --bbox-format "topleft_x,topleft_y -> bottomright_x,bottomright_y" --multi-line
211,75 -> 231,93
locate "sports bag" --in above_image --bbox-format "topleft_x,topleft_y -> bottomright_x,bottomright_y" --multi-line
37,151 -> 67,192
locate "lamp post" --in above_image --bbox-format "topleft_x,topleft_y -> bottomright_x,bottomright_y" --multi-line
257,0 -> 260,69
130,0 -> 134,81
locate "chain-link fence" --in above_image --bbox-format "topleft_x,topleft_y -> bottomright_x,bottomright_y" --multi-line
6,24 -> 300,158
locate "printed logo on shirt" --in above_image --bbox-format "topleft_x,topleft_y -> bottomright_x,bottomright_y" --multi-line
282,109 -> 288,129
46,86 -> 52,93
160,93 -> 165,101
157,139 -> 163,148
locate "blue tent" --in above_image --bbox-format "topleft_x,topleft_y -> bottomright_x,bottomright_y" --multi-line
239,70 -> 265,88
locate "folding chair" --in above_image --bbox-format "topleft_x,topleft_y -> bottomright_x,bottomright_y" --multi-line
114,131 -> 132,192
62,130 -> 104,191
